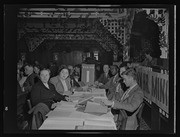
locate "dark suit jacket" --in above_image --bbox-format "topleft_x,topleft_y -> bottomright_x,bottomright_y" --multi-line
31,80 -> 66,109
23,73 -> 36,93
97,73 -> 110,85
100,74 -> 120,100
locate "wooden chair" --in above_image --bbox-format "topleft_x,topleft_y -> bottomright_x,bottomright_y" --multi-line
136,102 -> 145,130
27,99 -> 32,111
117,103 -> 144,130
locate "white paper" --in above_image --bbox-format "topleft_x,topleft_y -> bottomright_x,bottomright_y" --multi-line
39,118 -> 83,130
84,101 -> 108,114
46,110 -> 72,118
84,119 -> 115,127
76,125 -> 116,130
78,96 -> 93,105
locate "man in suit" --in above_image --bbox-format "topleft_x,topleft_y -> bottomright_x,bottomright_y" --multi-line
101,68 -> 144,130
100,65 -> 120,100
94,64 -> 111,86
21,63 -> 38,100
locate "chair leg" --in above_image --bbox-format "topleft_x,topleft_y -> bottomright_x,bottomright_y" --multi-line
120,118 -> 127,130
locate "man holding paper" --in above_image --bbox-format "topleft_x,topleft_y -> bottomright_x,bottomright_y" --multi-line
100,68 -> 144,130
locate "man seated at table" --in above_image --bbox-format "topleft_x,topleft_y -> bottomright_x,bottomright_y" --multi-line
101,68 -> 144,130
94,64 -> 111,87
70,72 -> 88,92
100,65 -> 120,100
20,63 -> 38,99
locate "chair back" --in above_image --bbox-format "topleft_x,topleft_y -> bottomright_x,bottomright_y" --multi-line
137,102 -> 144,120
136,102 -> 145,130
27,99 -> 32,110
120,103 -> 144,130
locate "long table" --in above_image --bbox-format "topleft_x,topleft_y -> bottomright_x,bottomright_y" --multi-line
39,89 -> 117,130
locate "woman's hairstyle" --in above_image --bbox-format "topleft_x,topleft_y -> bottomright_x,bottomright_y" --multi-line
58,65 -> 69,75
121,68 -> 137,81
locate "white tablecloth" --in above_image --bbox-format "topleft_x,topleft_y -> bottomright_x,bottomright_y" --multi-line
39,89 -> 117,130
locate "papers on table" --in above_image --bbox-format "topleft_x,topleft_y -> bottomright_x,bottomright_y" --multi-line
39,118 -> 83,130
40,88 -> 116,130
101,99 -> 114,106
91,88 -> 105,93
84,101 -> 108,115
76,125 -> 115,130
92,98 -> 107,103
78,96 -> 93,105
46,110 -> 72,118
84,119 -> 115,127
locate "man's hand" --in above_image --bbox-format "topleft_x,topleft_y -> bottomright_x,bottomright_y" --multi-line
101,99 -> 113,107
94,81 -> 99,85
65,96 -> 72,102
51,103 -> 57,109
63,90 -> 73,96
82,85 -> 89,91
98,83 -> 103,86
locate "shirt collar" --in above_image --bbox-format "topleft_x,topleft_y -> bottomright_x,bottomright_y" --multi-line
128,83 -> 138,92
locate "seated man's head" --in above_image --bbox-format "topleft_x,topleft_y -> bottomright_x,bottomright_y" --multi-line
119,66 -> 128,77
67,65 -> 74,75
144,50 -> 152,60
24,63 -> 33,76
110,65 -> 118,76
103,64 -> 109,73
40,69 -> 50,84
33,65 -> 41,75
74,64 -> 81,74
121,68 -> 137,87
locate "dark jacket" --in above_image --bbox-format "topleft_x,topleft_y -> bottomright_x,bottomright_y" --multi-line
31,80 -> 67,109
97,73 -> 111,85
100,74 -> 120,100
23,73 -> 37,93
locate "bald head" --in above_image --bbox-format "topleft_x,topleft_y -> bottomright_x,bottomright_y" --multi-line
40,69 -> 50,83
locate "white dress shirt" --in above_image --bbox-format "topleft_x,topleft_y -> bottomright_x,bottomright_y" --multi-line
43,83 -> 49,89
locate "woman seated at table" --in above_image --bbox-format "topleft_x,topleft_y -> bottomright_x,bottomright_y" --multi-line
31,68 -> 70,109
101,68 -> 144,130
50,66 -> 74,96
94,64 -> 111,87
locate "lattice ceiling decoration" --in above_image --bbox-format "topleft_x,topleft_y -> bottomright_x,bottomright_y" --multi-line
18,7 -> 130,52
18,8 -> 127,19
